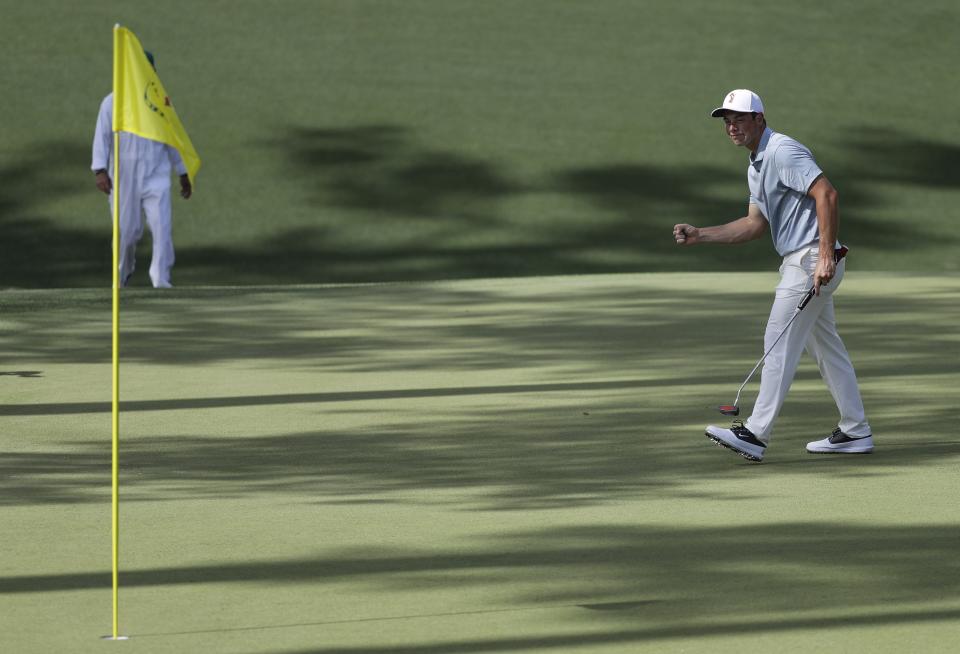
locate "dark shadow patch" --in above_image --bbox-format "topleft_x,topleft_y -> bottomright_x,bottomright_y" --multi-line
4,125 -> 958,287
0,370 -> 43,378
3,522 -> 959,652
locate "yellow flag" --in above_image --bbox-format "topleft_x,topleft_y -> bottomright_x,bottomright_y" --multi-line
113,25 -> 201,181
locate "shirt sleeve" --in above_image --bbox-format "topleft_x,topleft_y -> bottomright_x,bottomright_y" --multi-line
167,145 -> 188,177
91,95 -> 113,172
773,140 -> 822,194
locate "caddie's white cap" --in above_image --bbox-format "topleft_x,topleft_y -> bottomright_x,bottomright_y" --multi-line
711,89 -> 764,117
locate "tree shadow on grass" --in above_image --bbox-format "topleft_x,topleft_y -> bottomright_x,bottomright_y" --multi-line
175,124 -> 566,283
2,277 -> 956,373
227,607 -> 960,653
547,161 -> 778,272
13,282 -> 762,367
3,125 -> 958,287
835,126 -> 960,190
182,122 -> 958,285
2,522 -> 958,650
0,370 -> 42,378
279,125 -> 524,215
252,124 -> 778,281
3,280 -> 957,506
0,140 -> 110,289
2,396 -> 958,508
821,127 -> 960,258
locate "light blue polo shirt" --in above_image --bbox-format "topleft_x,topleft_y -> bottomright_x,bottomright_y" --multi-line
748,127 -> 826,255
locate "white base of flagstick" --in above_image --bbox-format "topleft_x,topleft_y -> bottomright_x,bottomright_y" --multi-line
101,635 -> 130,641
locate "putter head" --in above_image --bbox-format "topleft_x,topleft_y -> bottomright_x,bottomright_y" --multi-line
718,405 -> 740,416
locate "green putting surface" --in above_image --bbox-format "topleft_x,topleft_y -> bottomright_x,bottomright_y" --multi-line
2,272 -> 958,653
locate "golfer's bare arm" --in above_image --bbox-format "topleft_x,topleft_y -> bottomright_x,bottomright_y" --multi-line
807,174 -> 838,292
673,204 -> 768,245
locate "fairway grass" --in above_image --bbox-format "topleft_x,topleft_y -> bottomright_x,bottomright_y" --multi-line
2,272 -> 959,653
4,1 -> 960,287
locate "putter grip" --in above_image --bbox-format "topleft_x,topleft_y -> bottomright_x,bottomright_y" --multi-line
798,287 -> 816,310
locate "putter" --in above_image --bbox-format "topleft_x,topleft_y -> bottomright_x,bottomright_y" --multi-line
718,285 -> 817,416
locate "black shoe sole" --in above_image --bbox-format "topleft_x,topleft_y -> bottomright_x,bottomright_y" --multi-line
705,433 -> 763,462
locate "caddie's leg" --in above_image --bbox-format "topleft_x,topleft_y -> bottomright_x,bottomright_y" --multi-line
143,180 -> 174,288
113,177 -> 144,288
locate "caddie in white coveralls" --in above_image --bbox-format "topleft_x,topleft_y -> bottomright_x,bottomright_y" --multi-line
672,89 -> 873,462
91,53 -> 192,288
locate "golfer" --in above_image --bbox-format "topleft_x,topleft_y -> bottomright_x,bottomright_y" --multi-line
673,89 -> 873,462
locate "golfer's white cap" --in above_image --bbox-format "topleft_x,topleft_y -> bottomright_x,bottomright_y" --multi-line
711,89 -> 764,117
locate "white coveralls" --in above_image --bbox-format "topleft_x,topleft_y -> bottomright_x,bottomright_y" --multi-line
91,93 -> 186,288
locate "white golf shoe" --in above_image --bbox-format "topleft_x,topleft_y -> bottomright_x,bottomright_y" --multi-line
705,421 -> 766,462
807,428 -> 874,454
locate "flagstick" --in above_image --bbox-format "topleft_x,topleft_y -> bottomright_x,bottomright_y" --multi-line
106,129 -> 128,642
106,25 -> 128,640
109,39 -> 119,647
104,22 -> 200,641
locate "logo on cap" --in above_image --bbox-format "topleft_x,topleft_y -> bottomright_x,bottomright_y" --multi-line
728,92 -> 735,103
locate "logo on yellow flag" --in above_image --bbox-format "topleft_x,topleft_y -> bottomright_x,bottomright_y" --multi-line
113,25 -> 201,181
144,81 -> 170,118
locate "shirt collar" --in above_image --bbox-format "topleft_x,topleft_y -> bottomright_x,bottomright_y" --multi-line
750,127 -> 773,168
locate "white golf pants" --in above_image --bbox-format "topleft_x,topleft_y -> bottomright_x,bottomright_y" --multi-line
744,244 -> 871,442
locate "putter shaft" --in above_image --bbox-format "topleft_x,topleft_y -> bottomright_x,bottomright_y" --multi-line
728,286 -> 816,409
